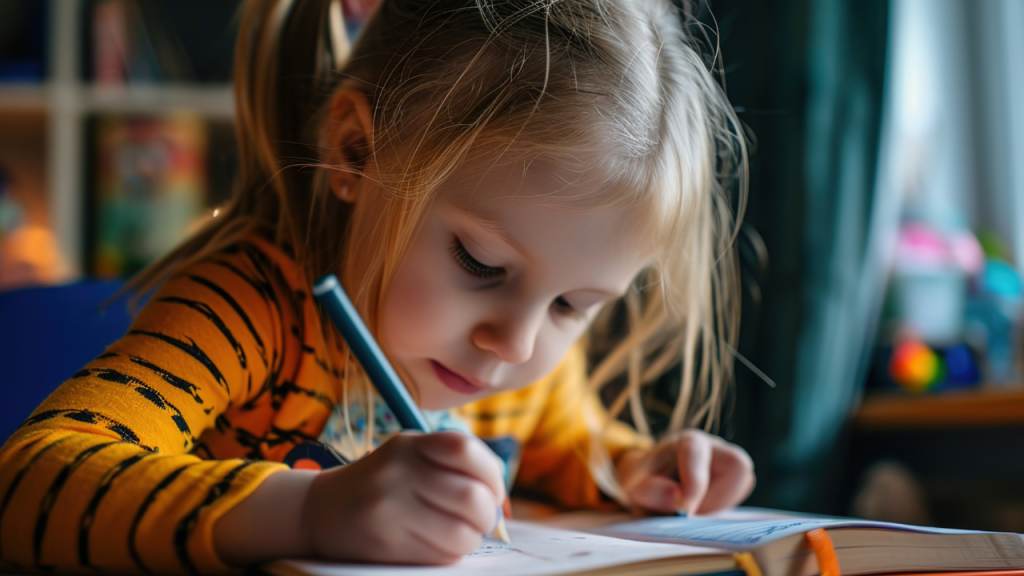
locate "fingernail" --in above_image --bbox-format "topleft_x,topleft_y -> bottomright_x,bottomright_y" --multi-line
676,495 -> 695,516
665,485 -> 686,511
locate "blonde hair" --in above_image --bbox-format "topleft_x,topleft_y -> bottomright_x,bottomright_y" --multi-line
128,0 -> 747,497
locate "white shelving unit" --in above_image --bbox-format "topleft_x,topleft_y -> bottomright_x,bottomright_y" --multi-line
0,0 -> 235,278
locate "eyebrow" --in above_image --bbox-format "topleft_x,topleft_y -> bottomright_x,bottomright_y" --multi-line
462,211 -> 533,262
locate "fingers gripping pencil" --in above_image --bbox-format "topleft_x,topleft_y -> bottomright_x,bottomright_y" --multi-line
313,274 -> 511,545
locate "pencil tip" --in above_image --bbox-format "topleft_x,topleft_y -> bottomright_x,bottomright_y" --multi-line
495,517 -> 512,544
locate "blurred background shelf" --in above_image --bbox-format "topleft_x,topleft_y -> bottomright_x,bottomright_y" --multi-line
83,84 -> 234,118
856,388 -> 1024,430
0,0 -> 240,284
0,83 -> 48,112
0,83 -> 233,117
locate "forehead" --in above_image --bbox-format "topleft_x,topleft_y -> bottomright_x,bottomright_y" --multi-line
436,158 -> 654,287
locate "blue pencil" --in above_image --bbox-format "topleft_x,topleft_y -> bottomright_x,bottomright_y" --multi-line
313,274 -> 431,432
312,274 -> 511,544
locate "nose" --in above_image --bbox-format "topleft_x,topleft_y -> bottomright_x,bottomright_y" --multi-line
471,306 -> 545,365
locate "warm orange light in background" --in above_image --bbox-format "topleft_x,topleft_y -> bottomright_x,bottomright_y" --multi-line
0,225 -> 69,291
0,112 -> 71,292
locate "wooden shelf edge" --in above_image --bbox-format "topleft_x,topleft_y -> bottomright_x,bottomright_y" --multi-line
0,84 -> 50,113
0,83 -> 235,119
85,84 -> 234,120
855,387 -> 1024,430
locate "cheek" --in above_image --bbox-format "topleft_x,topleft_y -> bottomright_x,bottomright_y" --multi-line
502,323 -> 587,391
380,238 -> 465,356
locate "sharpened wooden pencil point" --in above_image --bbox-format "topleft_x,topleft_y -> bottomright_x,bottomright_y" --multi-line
494,515 -> 512,545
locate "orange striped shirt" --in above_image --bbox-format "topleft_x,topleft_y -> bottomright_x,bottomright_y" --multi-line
0,236 -> 649,573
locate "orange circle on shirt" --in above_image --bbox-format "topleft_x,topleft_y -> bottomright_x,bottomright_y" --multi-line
292,458 -> 322,471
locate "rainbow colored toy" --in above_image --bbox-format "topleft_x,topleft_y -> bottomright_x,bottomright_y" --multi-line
889,341 -> 946,393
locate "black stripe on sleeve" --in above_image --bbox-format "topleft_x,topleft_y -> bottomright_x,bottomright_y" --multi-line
129,464 -> 190,575
128,356 -> 206,405
186,274 -> 267,366
172,461 -> 255,574
191,441 -> 214,459
266,425 -> 318,447
210,254 -> 277,305
240,245 -> 301,319
23,410 -> 149,448
78,451 -> 151,569
0,436 -> 72,528
73,368 -> 193,447
129,330 -> 229,394
232,429 -> 265,459
300,342 -> 342,378
272,380 -> 333,410
241,350 -> 280,411
159,296 -> 248,370
33,441 -> 120,569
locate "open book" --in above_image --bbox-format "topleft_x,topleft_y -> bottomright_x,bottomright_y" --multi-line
264,508 -> 1024,576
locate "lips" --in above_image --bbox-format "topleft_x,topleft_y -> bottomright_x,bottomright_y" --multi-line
430,360 -> 486,395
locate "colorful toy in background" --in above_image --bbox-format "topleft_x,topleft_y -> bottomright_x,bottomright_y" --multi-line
880,221 -> 1023,392
892,223 -> 984,345
888,340 -> 981,394
888,341 -> 941,394
966,257 -> 1023,385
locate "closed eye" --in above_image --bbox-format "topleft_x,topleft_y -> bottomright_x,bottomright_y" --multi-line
451,237 -> 505,280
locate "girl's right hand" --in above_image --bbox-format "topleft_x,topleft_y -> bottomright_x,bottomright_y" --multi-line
302,431 -> 507,564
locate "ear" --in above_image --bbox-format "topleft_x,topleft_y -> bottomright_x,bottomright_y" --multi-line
324,88 -> 373,203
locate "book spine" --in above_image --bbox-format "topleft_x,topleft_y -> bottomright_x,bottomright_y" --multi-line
93,0 -> 129,85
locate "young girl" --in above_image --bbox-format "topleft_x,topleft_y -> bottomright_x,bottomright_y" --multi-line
0,0 -> 754,571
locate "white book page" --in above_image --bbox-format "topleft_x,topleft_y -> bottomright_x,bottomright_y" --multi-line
602,507 -> 991,550
266,520 -> 728,576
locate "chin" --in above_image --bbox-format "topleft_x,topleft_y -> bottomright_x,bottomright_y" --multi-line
405,373 -> 460,411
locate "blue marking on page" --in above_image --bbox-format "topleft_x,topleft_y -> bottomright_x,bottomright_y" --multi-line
605,508 -> 987,551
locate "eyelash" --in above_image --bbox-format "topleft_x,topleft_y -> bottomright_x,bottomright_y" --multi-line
449,237 -> 578,314
451,238 -> 505,280
553,296 -> 576,313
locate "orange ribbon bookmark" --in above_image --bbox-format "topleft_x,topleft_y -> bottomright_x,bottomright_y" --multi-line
806,528 -> 841,576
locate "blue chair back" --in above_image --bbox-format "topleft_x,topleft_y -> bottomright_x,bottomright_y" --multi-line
0,280 -> 134,443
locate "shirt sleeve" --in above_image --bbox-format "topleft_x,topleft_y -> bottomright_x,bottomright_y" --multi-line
0,245 -> 294,574
515,344 -> 654,510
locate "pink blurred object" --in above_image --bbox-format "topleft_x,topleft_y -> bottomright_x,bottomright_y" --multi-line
897,223 -> 947,268
949,232 -> 985,274
896,223 -> 983,274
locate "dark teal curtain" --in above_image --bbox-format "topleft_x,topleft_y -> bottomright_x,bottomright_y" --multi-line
708,0 -> 892,513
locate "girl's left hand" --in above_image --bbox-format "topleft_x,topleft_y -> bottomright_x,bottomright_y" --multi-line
617,429 -> 755,515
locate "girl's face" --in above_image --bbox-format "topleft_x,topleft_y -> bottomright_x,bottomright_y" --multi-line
378,160 -> 653,410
